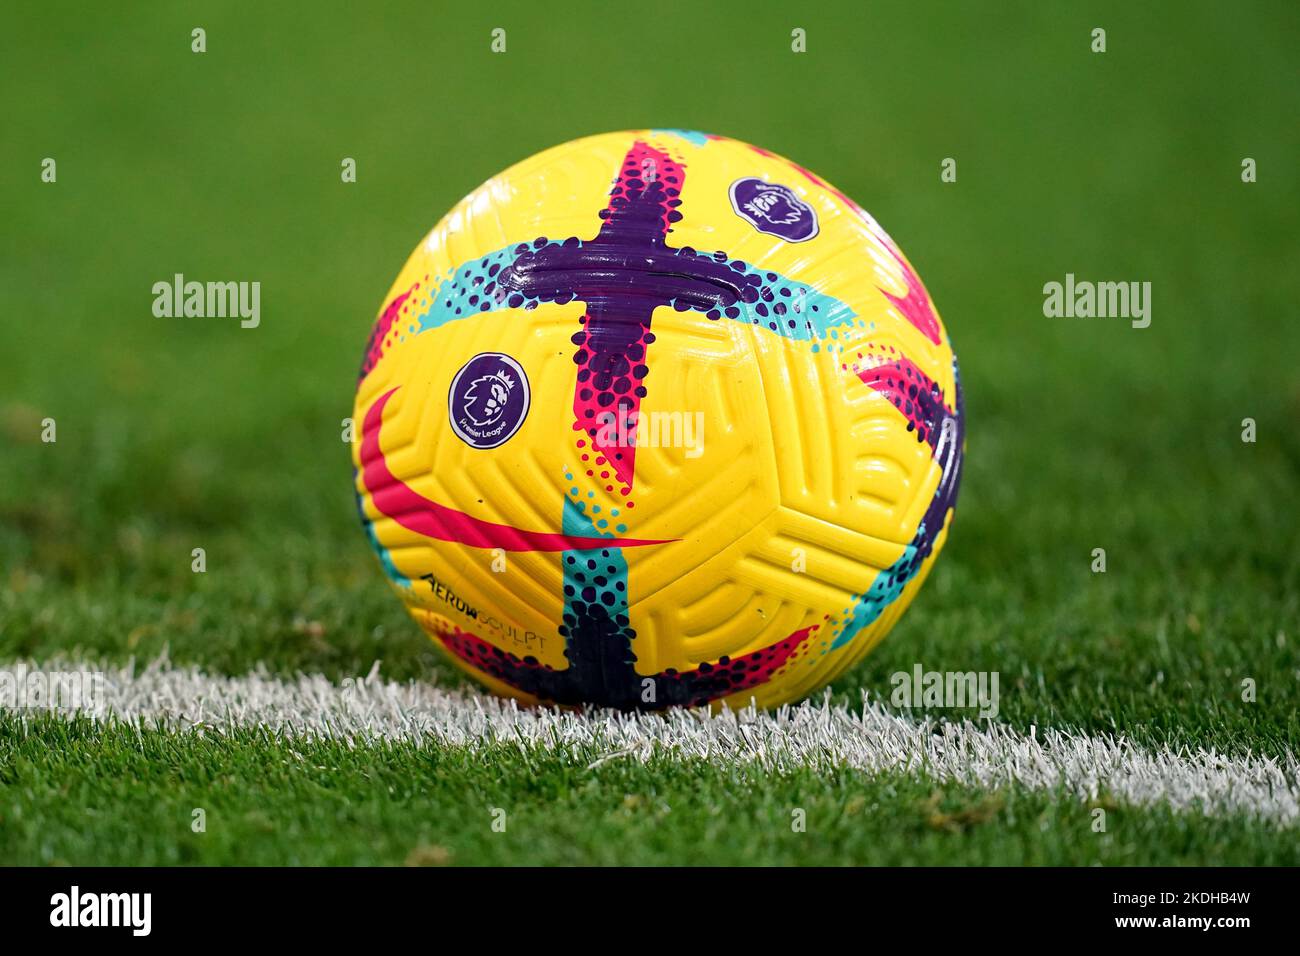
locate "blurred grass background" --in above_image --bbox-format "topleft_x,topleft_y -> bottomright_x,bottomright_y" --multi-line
2,0 -> 1298,764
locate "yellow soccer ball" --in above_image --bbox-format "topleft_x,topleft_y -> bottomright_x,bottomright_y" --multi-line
353,130 -> 964,710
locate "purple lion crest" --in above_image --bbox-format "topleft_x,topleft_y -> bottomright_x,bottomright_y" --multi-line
462,369 -> 516,427
729,178 -> 819,243
448,352 -> 531,449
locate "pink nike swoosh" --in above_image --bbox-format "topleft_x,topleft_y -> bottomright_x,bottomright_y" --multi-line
360,387 -> 674,552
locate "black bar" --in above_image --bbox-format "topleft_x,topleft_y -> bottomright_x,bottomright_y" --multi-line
0,866 -> 1286,941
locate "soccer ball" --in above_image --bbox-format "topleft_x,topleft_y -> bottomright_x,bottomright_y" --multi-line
353,130 -> 964,710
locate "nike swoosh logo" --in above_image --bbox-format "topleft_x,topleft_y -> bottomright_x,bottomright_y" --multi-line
360,387 -> 674,552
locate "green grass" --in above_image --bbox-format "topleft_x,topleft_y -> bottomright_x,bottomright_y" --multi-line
1,0 -> 1298,864
4,714 -> 1297,866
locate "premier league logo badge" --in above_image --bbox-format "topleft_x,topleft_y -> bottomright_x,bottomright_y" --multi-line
728,178 -> 819,243
448,352 -> 531,449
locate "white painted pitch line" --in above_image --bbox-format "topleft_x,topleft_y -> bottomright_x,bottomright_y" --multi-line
3,657 -> 1298,825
